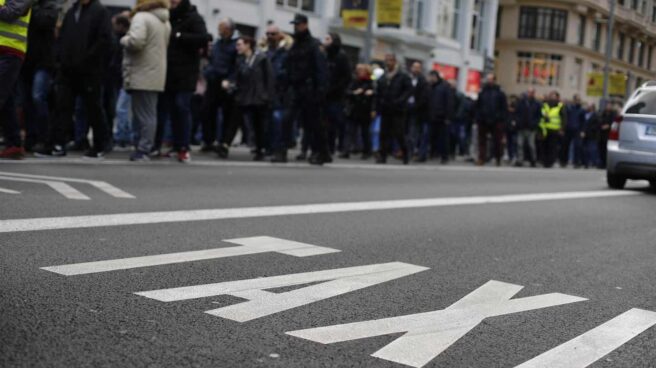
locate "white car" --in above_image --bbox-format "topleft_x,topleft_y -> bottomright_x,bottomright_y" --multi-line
607,82 -> 656,189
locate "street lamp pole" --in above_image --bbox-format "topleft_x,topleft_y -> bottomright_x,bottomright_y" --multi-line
363,0 -> 375,63
602,0 -> 616,108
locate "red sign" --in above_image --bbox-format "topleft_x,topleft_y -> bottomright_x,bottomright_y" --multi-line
432,63 -> 458,81
466,70 -> 481,95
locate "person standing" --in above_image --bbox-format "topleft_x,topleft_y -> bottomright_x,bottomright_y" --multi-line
344,63 -> 375,159
272,13 -> 328,165
202,18 -> 237,155
581,103 -> 600,169
111,13 -> 132,149
598,103 -> 616,169
376,53 -> 412,165
17,0 -> 57,153
0,0 -> 32,159
539,91 -> 567,168
154,0 -> 208,162
475,73 -> 507,166
323,33 -> 351,158
35,0 -> 112,159
121,0 -> 171,161
261,24 -> 292,158
426,70 -> 454,164
561,94 -> 585,168
514,87 -> 541,167
406,61 -> 430,162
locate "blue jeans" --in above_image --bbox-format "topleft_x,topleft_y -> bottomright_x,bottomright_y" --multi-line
21,68 -> 52,146
0,54 -> 23,148
506,130 -> 518,161
114,89 -> 132,144
582,139 -> 599,168
408,116 -> 430,159
157,91 -> 193,151
449,120 -> 469,156
270,108 -> 284,151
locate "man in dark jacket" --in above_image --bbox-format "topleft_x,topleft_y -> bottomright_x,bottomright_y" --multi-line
598,103 -> 616,169
582,103 -> 600,169
561,94 -> 586,168
376,53 -> 412,165
272,13 -> 328,165
427,70 -> 454,164
262,24 -> 292,156
475,73 -> 508,166
202,18 -> 236,156
155,0 -> 208,162
18,0 -> 57,152
514,87 -> 541,167
407,61 -> 430,162
324,32 -> 351,157
36,0 -> 112,158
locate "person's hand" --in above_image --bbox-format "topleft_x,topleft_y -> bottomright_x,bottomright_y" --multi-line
601,124 -> 610,130
364,89 -> 374,96
353,88 -> 364,95
371,111 -> 377,119
221,80 -> 230,90
581,132 -> 586,139
559,130 -> 565,136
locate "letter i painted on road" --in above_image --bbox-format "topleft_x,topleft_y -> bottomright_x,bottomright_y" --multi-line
287,280 -> 587,368
136,262 -> 429,322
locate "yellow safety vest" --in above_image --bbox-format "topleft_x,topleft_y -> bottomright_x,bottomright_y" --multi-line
539,102 -> 563,136
0,0 -> 31,54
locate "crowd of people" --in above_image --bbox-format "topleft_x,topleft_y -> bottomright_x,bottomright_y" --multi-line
0,0 -> 619,168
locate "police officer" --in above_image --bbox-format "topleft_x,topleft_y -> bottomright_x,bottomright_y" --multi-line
271,13 -> 328,165
539,91 -> 567,168
0,0 -> 32,159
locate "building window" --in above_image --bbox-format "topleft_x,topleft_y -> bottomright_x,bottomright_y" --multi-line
577,15 -> 586,46
404,0 -> 426,30
593,22 -> 602,52
638,41 -> 645,67
518,7 -> 567,42
496,7 -> 502,38
652,6 -> 656,23
470,0 -> 485,51
618,32 -> 625,60
437,0 -> 460,39
629,38 -> 636,64
631,0 -> 639,10
276,0 -> 316,13
648,45 -> 653,70
516,51 -> 562,86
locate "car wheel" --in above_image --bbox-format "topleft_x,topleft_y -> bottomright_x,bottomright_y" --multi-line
607,173 -> 627,189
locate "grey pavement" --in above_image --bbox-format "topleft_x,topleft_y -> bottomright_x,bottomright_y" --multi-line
1,151 -> 655,368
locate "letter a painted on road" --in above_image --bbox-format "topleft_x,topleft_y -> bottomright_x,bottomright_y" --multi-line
136,262 -> 428,322
287,280 -> 587,368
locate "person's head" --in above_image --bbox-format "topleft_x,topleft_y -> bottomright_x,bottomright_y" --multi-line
549,91 -> 560,103
605,102 -> 614,112
112,14 -> 130,34
485,73 -> 496,86
428,70 -> 440,85
236,35 -> 256,56
527,87 -> 536,100
355,63 -> 372,80
572,94 -> 581,105
290,13 -> 309,34
587,103 -> 596,112
410,61 -> 423,77
324,33 -> 341,53
218,18 -> 235,40
169,0 -> 181,9
384,53 -> 397,71
80,0 -> 91,5
266,24 -> 282,45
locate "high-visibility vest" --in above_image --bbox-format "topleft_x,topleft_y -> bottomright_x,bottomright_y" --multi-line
539,102 -> 563,136
0,0 -> 31,54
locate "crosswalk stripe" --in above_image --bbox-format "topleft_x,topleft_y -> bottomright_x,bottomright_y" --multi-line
0,190 -> 639,233
515,308 -> 656,368
0,186 -> 20,194
40,236 -> 340,276
0,175 -> 90,200
0,171 -> 135,198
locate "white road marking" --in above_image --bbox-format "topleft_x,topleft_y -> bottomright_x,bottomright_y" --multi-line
136,262 -> 428,322
0,171 -> 134,198
0,190 -> 638,233
287,280 -> 587,368
40,236 -> 340,276
0,186 -> 20,194
0,175 -> 90,200
515,308 -> 656,368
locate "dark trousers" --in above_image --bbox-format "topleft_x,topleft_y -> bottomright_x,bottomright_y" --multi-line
19,67 -> 52,147
560,130 -> 583,166
582,138 -> 600,168
478,122 -> 504,163
326,101 -> 346,154
379,112 -> 407,159
201,79 -> 235,146
0,54 -> 24,148
351,115 -> 372,154
240,105 -> 268,154
156,91 -> 193,151
51,72 -> 107,151
431,120 -> 449,161
598,133 -> 609,168
282,97 -> 327,157
542,130 -> 560,168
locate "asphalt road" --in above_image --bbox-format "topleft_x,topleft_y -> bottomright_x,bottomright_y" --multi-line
1,151 -> 655,368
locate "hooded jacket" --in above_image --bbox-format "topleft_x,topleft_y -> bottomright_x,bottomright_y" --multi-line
286,29 -> 327,102
23,0 -> 58,71
57,0 -> 112,76
260,33 -> 293,108
325,34 -> 351,103
121,5 -> 171,92
475,83 -> 508,126
165,0 -> 208,92
428,78 -> 455,123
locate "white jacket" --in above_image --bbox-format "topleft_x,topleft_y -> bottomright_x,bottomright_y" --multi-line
121,8 -> 171,92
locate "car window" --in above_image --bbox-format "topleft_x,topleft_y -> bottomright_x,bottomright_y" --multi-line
625,90 -> 656,115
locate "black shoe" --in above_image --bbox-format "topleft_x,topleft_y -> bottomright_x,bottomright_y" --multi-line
271,151 -> 288,163
200,143 -> 216,153
295,152 -> 307,161
308,155 -> 324,166
376,157 -> 387,164
440,158 -> 449,165
323,154 -> 333,164
217,144 -> 229,159
35,145 -> 66,157
338,152 -> 350,159
253,153 -> 265,161
68,140 -> 89,152
361,153 -> 372,160
83,149 -> 105,160
413,156 -> 427,163
402,152 -> 410,165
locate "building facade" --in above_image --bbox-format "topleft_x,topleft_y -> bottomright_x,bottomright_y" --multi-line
496,0 -> 656,103
99,0 -> 499,97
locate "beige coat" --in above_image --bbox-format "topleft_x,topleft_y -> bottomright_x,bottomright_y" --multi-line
121,8 -> 171,92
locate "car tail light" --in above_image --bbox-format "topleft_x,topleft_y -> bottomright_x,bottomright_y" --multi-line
609,115 -> 623,141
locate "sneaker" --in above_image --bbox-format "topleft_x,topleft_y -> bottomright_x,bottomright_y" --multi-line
295,152 -> 307,161
129,151 -> 150,162
217,143 -> 229,159
149,148 -> 162,158
34,145 -> 66,158
200,143 -> 216,153
178,149 -> 191,163
67,140 -> 90,152
0,146 -> 25,160
253,152 -> 265,161
83,149 -> 105,160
